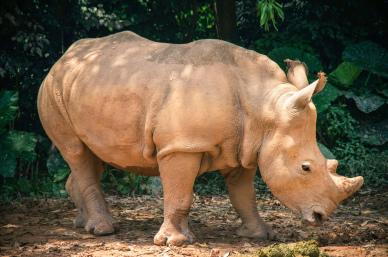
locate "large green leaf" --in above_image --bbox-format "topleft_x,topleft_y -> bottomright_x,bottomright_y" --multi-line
313,83 -> 342,113
358,119 -> 388,146
329,62 -> 362,88
0,90 -> 19,130
318,142 -> 335,159
47,150 -> 70,182
343,41 -> 388,78
345,92 -> 385,113
5,131 -> 37,162
268,46 -> 322,75
0,131 -> 36,177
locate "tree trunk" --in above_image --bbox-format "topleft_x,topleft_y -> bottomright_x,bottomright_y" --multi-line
214,0 -> 237,42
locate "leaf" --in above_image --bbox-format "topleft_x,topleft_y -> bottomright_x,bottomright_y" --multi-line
0,150 -> 17,177
0,130 -> 36,177
358,118 -> 388,146
380,88 -> 388,98
313,83 -> 342,113
268,47 -> 322,75
329,62 -> 362,88
0,90 -> 18,130
345,92 -> 385,113
17,177 -> 33,194
53,168 -> 70,183
5,131 -> 37,162
47,150 -> 70,182
343,41 -> 388,78
318,143 -> 336,159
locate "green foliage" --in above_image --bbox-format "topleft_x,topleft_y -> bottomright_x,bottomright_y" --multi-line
0,0 -> 387,199
102,168 -> 158,196
318,103 -> 388,187
0,90 -> 37,178
313,83 -> 342,113
343,41 -> 388,78
317,143 -> 335,159
358,119 -> 388,146
47,150 -> 70,183
345,92 -> 385,114
194,172 -> 227,195
257,0 -> 284,31
0,90 -> 18,131
329,62 -> 361,88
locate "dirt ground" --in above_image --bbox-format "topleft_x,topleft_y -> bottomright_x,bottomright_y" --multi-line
0,190 -> 387,257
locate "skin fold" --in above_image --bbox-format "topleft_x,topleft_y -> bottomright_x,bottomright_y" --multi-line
37,31 -> 363,246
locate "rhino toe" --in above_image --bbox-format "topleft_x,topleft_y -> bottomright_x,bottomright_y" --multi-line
73,212 -> 87,228
84,215 -> 116,236
236,223 -> 274,240
154,227 -> 195,246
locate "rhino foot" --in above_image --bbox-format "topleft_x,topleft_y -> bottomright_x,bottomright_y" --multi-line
74,212 -> 87,228
154,224 -> 195,246
84,214 -> 116,236
236,223 -> 274,240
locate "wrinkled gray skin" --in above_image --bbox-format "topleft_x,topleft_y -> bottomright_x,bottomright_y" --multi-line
37,31 -> 363,246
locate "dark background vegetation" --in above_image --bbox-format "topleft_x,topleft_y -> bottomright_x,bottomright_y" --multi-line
0,0 -> 387,200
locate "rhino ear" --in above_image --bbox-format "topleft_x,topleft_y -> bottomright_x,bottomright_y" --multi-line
284,59 -> 309,89
286,73 -> 327,110
285,59 -> 327,95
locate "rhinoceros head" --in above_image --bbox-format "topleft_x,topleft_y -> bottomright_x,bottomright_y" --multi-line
258,60 -> 363,226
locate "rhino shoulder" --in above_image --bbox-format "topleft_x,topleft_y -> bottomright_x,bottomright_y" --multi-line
187,40 -> 286,81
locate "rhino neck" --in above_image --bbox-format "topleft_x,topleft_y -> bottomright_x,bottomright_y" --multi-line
238,82 -> 295,169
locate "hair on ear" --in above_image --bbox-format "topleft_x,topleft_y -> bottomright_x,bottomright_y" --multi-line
314,71 -> 327,94
284,59 -> 309,90
284,59 -> 309,75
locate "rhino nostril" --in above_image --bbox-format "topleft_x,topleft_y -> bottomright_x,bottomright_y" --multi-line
313,211 -> 324,224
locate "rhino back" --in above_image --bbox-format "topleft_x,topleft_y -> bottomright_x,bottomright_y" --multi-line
45,31 -> 285,172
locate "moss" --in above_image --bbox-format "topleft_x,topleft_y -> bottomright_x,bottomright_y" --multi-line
256,243 -> 294,257
291,240 -> 320,257
247,240 -> 329,257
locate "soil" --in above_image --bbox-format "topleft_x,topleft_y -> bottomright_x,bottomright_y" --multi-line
0,190 -> 387,257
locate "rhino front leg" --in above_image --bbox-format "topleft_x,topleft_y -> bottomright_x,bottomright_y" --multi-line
154,152 -> 201,246
223,168 -> 274,239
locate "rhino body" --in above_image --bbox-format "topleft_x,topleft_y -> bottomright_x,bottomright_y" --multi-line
38,31 -> 363,246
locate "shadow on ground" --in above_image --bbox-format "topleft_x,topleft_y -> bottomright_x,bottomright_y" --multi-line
0,191 -> 387,257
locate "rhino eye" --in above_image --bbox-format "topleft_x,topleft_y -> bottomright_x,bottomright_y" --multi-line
301,162 -> 311,172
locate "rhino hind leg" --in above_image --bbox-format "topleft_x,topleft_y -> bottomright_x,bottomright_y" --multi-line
38,90 -> 115,235
223,168 -> 274,240
65,174 -> 87,228
63,143 -> 115,236
153,152 -> 201,246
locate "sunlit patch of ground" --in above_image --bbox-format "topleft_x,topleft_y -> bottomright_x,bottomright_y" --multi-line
0,191 -> 386,257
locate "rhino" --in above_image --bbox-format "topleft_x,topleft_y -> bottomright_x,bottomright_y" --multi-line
37,31 -> 363,246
